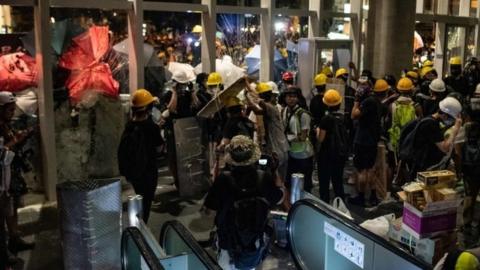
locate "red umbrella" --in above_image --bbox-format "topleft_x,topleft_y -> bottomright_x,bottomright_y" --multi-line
59,25 -> 119,103
0,52 -> 38,92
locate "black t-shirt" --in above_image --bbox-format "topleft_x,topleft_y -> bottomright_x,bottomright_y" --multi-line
309,94 -> 327,128
222,116 -> 255,140
162,90 -> 196,119
445,75 -> 469,97
354,96 -> 381,146
318,113 -> 340,156
413,117 -> 445,170
124,118 -> 163,172
204,167 -> 283,249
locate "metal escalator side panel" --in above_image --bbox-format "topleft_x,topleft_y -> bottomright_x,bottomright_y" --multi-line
159,220 -> 221,270
286,199 -> 432,270
121,226 -> 165,270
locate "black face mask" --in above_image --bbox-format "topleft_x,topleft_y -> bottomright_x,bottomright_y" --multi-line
451,68 -> 461,77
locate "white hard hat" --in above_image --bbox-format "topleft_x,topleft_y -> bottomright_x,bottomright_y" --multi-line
429,78 -> 446,93
439,96 -> 462,118
172,70 -> 191,84
475,83 -> 480,95
267,81 -> 279,94
0,92 -> 16,106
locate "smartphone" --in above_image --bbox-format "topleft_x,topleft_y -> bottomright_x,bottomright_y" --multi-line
258,159 -> 268,166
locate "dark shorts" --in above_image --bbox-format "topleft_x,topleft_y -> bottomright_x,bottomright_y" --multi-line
353,144 -> 377,171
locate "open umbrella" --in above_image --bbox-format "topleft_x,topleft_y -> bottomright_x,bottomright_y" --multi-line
194,57 -> 245,89
197,77 -> 245,118
112,40 -> 171,95
20,19 -> 85,56
0,52 -> 38,92
59,25 -> 119,103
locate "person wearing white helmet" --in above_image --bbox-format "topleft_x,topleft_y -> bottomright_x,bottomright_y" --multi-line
411,96 -> 462,174
415,78 -> 447,118
161,70 -> 198,188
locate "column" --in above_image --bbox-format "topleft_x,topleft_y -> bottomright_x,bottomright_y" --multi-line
350,0 -> 362,68
201,0 -> 216,73
260,0 -> 274,81
369,0 -> 416,78
127,0 -> 144,92
308,0 -> 322,38
34,0 -> 58,201
434,0 -> 448,75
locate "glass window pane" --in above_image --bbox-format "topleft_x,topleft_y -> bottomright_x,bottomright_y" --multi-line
145,0 -> 201,4
51,8 -> 129,183
414,22 -> 435,68
0,6 -> 43,198
424,0 -> 437,14
217,13 -> 260,69
445,25 -> 464,75
471,0 -> 478,17
217,0 -> 260,7
274,16 -> 308,74
466,27 -> 475,60
323,17 -> 351,40
275,0 -> 308,9
449,0 -> 460,15
324,0 -> 351,12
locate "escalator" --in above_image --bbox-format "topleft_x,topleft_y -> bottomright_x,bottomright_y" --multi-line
121,193 -> 432,270
121,212 -> 220,270
287,198 -> 432,270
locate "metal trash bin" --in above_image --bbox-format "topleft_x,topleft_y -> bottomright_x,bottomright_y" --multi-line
57,179 -> 122,270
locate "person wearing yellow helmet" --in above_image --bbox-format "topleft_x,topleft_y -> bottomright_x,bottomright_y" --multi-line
118,88 -> 162,223
244,80 -> 290,180
310,73 -> 329,131
219,96 -> 254,149
445,56 -> 469,97
321,66 -> 334,78
434,247 -> 480,270
315,89 -> 347,203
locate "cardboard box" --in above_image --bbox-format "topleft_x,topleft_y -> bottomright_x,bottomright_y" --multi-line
434,188 -> 458,201
417,170 -> 455,188
402,200 -> 460,239
388,218 -> 457,265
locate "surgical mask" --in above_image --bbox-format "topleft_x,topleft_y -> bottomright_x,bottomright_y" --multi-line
441,116 -> 455,128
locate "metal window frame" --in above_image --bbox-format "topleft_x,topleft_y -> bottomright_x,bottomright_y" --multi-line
0,0 -> 35,6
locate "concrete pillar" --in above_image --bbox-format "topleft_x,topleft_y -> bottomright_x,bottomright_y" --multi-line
350,0 -> 362,69
434,0 -> 448,75
260,0 -> 274,81
308,0 -> 322,38
363,0 -> 376,71
34,0 -> 58,201
127,0 -> 144,92
369,0 -> 416,78
201,0 -> 216,73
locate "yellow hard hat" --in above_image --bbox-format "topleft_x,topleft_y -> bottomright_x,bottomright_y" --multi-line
335,68 -> 348,78
374,79 -> 389,92
314,73 -> 327,86
396,77 -> 414,92
207,72 -> 223,86
420,66 -> 434,78
321,66 -> 333,77
423,59 -> 433,67
323,89 -> 342,107
406,71 -> 419,79
450,56 -> 462,66
132,89 -> 156,108
224,96 -> 241,108
455,252 -> 479,270
256,82 -> 273,94
192,25 -> 203,33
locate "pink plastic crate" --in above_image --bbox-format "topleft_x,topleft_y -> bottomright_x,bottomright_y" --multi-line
402,202 -> 457,239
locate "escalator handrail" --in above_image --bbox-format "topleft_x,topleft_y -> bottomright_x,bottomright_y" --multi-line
121,226 -> 166,270
159,220 -> 222,270
286,198 -> 432,270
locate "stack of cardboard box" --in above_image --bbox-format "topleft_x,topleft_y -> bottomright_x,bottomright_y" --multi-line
390,170 -> 460,265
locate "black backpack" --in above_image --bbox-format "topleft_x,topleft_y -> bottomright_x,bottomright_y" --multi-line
329,113 -> 348,159
398,117 -> 432,163
117,124 -> 148,180
463,122 -> 480,172
225,170 -> 270,255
